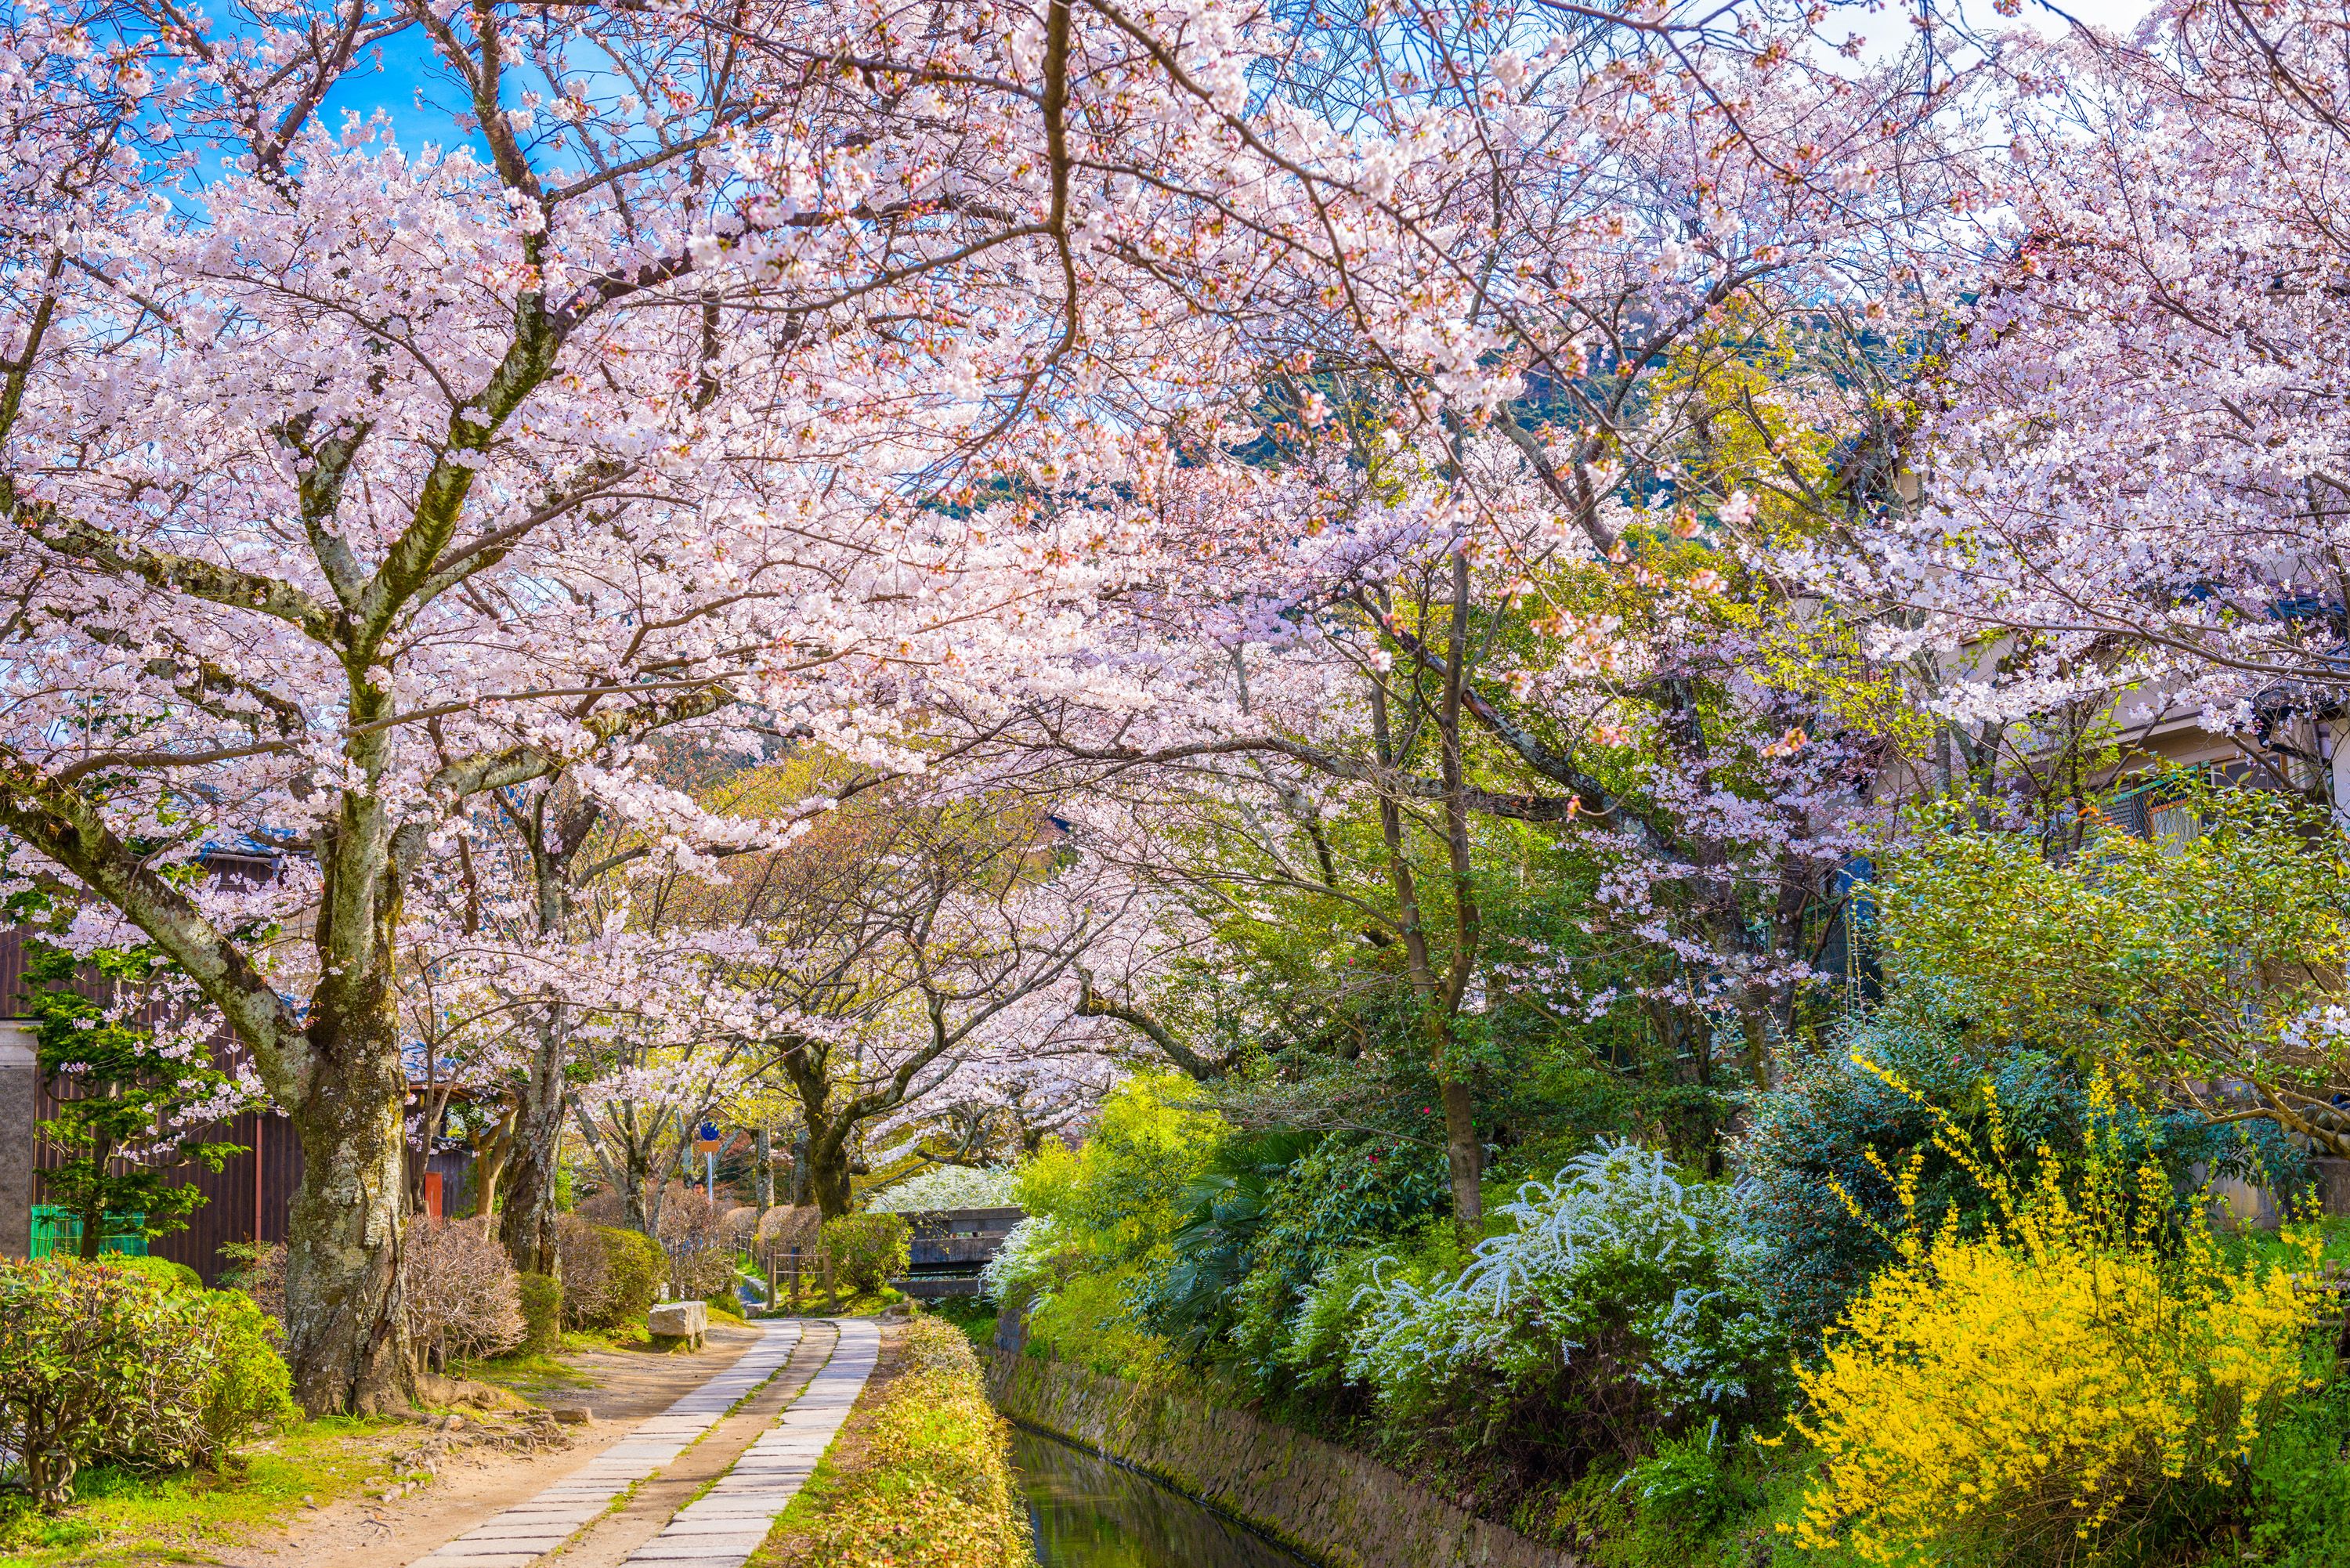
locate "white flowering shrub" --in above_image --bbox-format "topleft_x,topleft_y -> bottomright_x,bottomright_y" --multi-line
978,1215 -> 1071,1306
866,1164 -> 1021,1214
1342,1140 -> 1786,1475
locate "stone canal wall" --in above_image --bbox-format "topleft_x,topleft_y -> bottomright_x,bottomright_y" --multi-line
985,1346 -> 1573,1568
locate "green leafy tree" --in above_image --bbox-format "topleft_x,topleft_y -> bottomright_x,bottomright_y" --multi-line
1881,776 -> 2350,1154
25,941 -> 247,1259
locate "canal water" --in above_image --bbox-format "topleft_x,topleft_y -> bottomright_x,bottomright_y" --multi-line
1010,1425 -> 1314,1568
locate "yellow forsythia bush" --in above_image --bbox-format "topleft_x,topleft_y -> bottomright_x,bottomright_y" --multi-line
801,1316 -> 1032,1568
1792,1070 -> 2324,1565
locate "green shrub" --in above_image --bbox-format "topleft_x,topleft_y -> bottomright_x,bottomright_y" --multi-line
1618,1427 -> 1766,1559
1733,1005 -> 2304,1339
596,1226 -> 664,1328
1014,1073 -> 1225,1261
1216,1133 -> 1448,1390
0,1259 -> 220,1505
1021,1262 -> 1177,1383
517,1272 -> 562,1353
1346,1141 -> 1786,1493
822,1213 -> 911,1294
195,1288 -> 297,1457
2244,1371 -> 2350,1567
109,1256 -> 204,1292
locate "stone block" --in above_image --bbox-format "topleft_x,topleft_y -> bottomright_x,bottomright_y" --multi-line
648,1299 -> 708,1347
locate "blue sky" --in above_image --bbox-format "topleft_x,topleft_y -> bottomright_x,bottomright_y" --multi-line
311,27 -> 491,158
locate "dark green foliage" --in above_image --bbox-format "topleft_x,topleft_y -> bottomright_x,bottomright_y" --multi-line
1226,1136 -> 1449,1388
22,941 -> 246,1259
517,1272 -> 562,1353
1542,1427 -> 1779,1568
823,1212 -> 912,1293
1734,1004 -> 2307,1339
1127,1127 -> 1319,1356
1126,1129 -> 1449,1399
1617,1426 -> 1767,1556
2243,1367 -> 2350,1566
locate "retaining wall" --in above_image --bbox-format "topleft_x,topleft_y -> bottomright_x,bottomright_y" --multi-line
985,1342 -> 1574,1568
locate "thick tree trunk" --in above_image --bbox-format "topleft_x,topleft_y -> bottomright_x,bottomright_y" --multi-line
753,1127 -> 772,1215
787,1129 -> 812,1206
805,1127 -> 854,1219
498,1122 -> 560,1274
499,1015 -> 568,1275
473,1147 -> 507,1219
281,1035 -> 411,1414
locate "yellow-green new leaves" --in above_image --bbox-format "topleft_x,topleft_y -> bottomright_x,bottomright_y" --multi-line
1882,780 -> 2350,1152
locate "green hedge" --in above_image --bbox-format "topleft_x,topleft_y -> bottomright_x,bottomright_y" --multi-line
0,1259 -> 295,1507
597,1227 -> 665,1328
797,1316 -> 1029,1568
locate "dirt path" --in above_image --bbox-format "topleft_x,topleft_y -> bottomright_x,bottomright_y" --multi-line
221,1324 -> 779,1568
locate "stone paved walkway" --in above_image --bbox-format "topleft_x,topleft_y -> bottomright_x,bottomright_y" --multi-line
410,1321 -> 805,1568
622,1319 -> 881,1566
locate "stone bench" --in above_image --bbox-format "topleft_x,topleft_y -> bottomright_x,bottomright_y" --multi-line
648,1298 -> 709,1349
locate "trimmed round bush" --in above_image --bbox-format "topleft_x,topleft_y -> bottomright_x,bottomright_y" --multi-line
596,1226 -> 665,1328
822,1212 -> 912,1294
0,1259 -> 294,1505
111,1255 -> 204,1292
195,1287 -> 297,1458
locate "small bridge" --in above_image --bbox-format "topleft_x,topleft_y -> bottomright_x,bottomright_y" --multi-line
896,1205 -> 1023,1300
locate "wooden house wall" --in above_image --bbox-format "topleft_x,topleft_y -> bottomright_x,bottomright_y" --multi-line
9,927 -> 474,1283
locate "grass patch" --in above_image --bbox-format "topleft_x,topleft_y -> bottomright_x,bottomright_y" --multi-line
455,1349 -> 595,1389
925,1295 -> 999,1353
757,1285 -> 905,1319
749,1318 -> 1029,1568
0,1417 -> 400,1567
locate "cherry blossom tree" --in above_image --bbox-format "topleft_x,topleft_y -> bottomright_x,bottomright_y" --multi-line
1826,2 -> 2350,748
0,0 -> 2008,1402
0,0 -> 1266,1411
913,0 -> 1984,1230
663,789 -> 1141,1216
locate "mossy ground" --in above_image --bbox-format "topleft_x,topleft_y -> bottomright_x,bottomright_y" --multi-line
0,1417 -> 401,1567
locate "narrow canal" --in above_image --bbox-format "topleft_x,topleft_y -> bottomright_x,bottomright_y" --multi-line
1010,1426 -> 1314,1568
